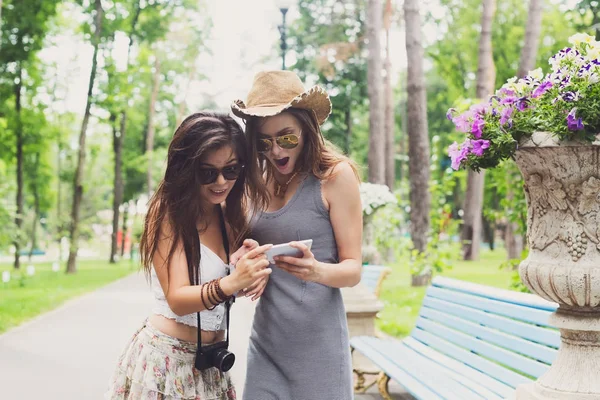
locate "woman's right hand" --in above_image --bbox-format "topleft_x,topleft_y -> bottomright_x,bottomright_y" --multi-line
221,244 -> 272,296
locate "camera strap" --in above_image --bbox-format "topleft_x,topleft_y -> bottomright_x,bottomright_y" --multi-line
195,206 -> 232,349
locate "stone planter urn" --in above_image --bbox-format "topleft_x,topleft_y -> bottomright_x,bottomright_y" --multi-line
515,132 -> 600,399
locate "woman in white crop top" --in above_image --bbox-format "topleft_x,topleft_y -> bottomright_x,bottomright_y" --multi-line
105,112 -> 272,400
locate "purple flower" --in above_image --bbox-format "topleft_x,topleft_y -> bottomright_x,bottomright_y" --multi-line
516,97 -> 531,111
500,96 -> 518,105
562,91 -> 580,102
471,117 -> 485,139
470,103 -> 488,115
497,88 -> 515,97
471,139 -> 490,157
448,141 -> 471,170
446,108 -> 456,121
567,108 -> 584,131
452,113 -> 471,133
532,81 -> 553,98
500,107 -> 513,126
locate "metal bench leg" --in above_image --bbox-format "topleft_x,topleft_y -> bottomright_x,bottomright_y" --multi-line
351,347 -> 379,393
377,372 -> 392,400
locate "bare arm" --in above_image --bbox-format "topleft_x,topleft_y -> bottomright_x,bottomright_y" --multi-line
154,222 -> 272,316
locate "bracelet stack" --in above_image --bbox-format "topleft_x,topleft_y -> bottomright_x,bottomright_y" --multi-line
201,278 -> 232,310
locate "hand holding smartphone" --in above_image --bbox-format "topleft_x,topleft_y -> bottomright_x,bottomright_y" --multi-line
265,239 -> 313,264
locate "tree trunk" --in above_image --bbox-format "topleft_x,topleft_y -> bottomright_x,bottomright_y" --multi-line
517,0 -> 544,79
29,153 -> 40,260
66,0 -> 103,274
14,67 -> 23,270
120,206 -> 129,257
461,0 -> 496,261
384,0 -> 395,190
146,56 -> 161,197
176,67 -> 196,128
110,113 -> 125,263
57,138 -> 63,262
482,214 -> 495,251
367,0 -> 385,184
344,107 -> 352,154
404,0 -> 431,287
506,0 -> 543,260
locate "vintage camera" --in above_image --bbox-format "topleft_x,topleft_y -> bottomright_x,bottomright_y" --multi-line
195,340 -> 235,372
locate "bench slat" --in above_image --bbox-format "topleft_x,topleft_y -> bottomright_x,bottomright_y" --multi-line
420,307 -> 558,364
432,277 -> 557,311
402,337 -> 509,399
427,286 -> 553,326
350,337 -> 446,400
353,336 -> 482,400
390,340 -> 502,399
416,317 -> 549,378
411,328 -> 531,388
423,297 -> 560,348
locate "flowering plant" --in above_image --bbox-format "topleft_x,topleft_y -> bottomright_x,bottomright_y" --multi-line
447,33 -> 600,171
359,182 -> 397,217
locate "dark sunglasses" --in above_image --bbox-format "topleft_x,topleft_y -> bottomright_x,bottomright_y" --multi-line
198,164 -> 244,185
256,132 -> 301,154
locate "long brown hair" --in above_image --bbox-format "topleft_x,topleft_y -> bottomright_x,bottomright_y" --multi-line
244,108 -> 359,185
139,112 -> 268,283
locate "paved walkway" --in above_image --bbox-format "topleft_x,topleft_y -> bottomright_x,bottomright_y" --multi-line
0,272 -> 410,399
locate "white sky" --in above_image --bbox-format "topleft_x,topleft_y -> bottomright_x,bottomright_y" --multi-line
42,0 -> 410,118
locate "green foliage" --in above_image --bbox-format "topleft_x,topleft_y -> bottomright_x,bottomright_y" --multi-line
0,260 -> 134,333
288,0 -> 368,156
498,248 -> 530,293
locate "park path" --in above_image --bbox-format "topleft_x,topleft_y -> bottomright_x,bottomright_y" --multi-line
0,272 -> 409,399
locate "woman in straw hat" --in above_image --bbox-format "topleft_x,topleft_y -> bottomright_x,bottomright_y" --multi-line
231,71 -> 362,400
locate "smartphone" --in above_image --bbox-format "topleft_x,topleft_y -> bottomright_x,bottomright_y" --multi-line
265,239 -> 313,264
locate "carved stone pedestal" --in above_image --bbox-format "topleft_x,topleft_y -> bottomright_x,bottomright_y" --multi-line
342,283 -> 384,390
514,132 -> 600,399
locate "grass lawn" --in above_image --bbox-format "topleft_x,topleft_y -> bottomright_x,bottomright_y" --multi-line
377,248 -> 515,338
0,259 -> 136,334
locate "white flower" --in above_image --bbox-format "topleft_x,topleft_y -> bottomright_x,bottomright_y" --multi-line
359,182 -> 397,216
569,33 -> 595,47
587,46 -> 600,61
2,271 -> 10,283
26,265 -> 35,276
528,68 -> 544,81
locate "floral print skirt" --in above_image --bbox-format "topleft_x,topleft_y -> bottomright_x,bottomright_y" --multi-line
105,321 -> 236,400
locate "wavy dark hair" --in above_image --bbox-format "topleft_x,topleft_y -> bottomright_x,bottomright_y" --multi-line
140,112 -> 268,284
244,108 -> 359,186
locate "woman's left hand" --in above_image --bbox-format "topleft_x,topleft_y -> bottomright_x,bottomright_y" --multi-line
274,241 -> 322,282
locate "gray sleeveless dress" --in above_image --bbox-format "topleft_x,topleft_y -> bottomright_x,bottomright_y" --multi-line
243,174 -> 353,400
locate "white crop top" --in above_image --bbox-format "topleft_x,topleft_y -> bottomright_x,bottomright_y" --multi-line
151,244 -> 231,331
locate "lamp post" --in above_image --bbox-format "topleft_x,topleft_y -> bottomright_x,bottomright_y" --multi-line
276,0 -> 293,70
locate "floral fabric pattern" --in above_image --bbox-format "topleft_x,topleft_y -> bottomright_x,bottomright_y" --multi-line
105,322 -> 236,400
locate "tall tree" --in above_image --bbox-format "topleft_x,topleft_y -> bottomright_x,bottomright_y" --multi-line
404,0 -> 431,285
367,0 -> 385,183
503,0 -> 544,261
461,0 -> 496,261
384,0 -> 395,190
146,55 -> 161,197
66,0 -> 103,274
0,0 -> 61,268
517,0 -> 544,79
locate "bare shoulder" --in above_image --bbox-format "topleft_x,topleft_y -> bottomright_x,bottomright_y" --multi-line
323,161 -> 360,189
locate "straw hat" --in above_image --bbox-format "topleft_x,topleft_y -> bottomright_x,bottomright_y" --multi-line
231,70 -> 332,125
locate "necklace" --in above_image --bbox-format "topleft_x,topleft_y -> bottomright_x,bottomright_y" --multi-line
274,171 -> 299,198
